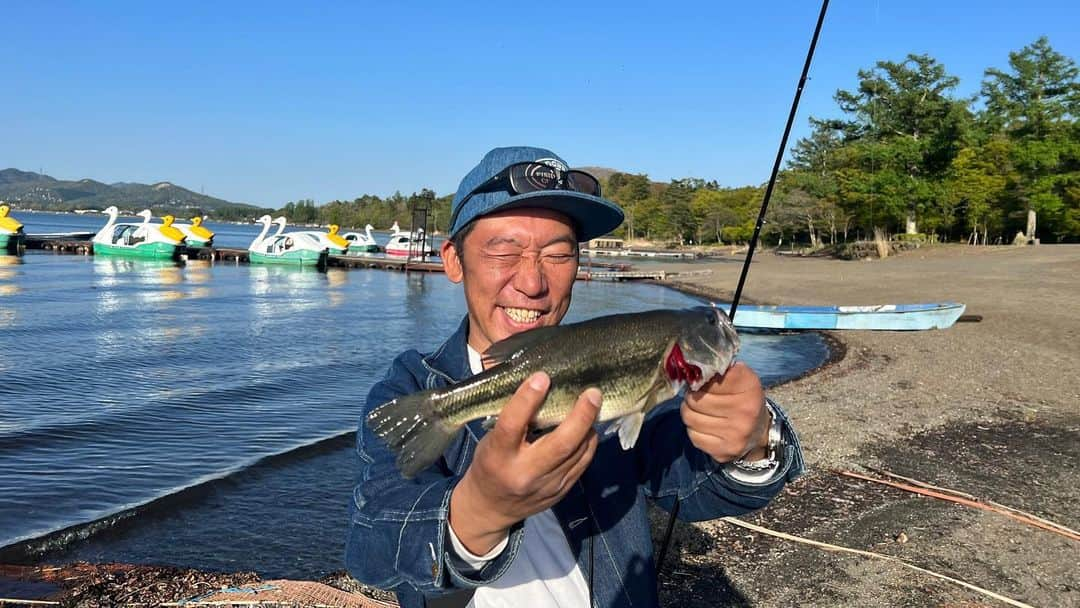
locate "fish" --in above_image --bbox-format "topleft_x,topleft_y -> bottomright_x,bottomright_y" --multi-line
366,306 -> 740,478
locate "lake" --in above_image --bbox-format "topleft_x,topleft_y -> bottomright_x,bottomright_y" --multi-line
0,211 -> 828,578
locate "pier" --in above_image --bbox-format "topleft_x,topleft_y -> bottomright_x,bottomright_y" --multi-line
20,235 -> 705,281
578,268 -> 713,282
582,247 -> 699,259
183,247 -> 448,273
24,235 -> 94,254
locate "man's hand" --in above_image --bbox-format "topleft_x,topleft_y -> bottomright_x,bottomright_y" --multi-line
449,372 -> 600,556
681,362 -> 771,463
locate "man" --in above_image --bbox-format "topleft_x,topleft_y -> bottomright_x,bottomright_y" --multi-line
346,146 -> 803,607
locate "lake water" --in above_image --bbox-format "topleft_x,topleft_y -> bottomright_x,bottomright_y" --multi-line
0,211 -> 829,578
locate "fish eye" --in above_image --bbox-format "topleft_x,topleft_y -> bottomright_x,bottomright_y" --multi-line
707,312 -> 717,325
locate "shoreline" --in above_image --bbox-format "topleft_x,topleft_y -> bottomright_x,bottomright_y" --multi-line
655,278 -> 851,388
656,243 -> 1079,607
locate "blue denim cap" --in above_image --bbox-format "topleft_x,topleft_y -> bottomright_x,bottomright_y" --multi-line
448,146 -> 625,241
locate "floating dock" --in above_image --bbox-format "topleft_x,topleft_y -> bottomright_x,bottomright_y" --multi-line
24,235 -> 95,254
582,247 -> 699,259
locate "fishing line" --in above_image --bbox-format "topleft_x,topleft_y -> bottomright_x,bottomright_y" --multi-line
656,0 -> 830,577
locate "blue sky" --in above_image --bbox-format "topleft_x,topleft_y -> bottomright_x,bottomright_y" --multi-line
2,1 -> 1077,207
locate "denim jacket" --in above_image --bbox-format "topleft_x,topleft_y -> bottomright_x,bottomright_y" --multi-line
346,317 -> 804,608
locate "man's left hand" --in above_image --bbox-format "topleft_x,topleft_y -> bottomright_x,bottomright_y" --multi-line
681,362 -> 770,463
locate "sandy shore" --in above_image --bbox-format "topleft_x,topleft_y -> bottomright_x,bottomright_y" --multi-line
658,244 -> 1079,607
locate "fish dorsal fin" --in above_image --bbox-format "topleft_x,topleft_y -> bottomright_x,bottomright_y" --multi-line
482,325 -> 563,367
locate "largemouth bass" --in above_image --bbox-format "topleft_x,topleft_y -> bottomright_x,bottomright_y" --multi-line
367,306 -> 740,478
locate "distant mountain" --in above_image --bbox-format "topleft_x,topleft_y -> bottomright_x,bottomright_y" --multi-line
0,169 -> 267,219
576,166 -> 620,181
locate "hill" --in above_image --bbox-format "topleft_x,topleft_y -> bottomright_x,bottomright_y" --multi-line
575,166 -> 620,181
0,169 -> 268,220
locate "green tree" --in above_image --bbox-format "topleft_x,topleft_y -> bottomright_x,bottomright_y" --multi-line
981,36 -> 1080,137
831,54 -> 973,235
981,37 -> 1080,241
605,172 -> 654,239
943,139 -> 1013,243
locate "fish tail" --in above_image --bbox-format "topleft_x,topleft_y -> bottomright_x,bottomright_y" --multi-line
366,391 -> 458,479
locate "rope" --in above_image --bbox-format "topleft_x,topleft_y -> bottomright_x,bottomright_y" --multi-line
722,516 -> 1035,608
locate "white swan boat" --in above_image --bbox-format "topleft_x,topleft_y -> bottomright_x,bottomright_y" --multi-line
288,224 -> 349,255
174,216 -> 215,247
384,227 -> 438,258
92,207 -> 186,260
248,215 -> 328,266
342,224 -> 381,253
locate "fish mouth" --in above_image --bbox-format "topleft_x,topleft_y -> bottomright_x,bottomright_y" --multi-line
665,323 -> 740,391
499,305 -> 547,328
664,343 -> 703,387
666,342 -> 736,391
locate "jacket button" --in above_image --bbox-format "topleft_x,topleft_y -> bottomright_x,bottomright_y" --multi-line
431,560 -> 439,579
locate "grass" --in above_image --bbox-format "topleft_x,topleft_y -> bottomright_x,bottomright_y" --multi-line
873,227 -> 890,259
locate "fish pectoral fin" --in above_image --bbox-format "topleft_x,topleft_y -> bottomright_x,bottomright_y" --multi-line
482,325 -> 563,366
480,415 -> 498,431
604,366 -> 679,450
609,412 -> 646,450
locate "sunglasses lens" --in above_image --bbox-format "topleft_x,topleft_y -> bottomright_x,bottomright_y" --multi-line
566,171 -> 601,196
510,163 -> 560,193
508,164 -> 601,197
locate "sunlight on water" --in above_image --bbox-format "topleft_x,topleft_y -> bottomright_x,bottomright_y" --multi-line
0,229 -> 829,576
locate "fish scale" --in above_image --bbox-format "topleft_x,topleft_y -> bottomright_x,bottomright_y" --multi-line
367,307 -> 740,478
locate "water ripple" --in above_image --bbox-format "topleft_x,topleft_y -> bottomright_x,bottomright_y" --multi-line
0,248 -> 828,562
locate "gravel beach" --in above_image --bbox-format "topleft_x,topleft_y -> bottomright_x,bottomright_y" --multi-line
658,244 -> 1079,608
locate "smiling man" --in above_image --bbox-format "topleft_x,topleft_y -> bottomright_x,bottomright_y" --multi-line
346,146 -> 803,608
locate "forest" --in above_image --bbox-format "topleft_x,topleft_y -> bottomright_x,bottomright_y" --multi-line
279,37 -> 1079,245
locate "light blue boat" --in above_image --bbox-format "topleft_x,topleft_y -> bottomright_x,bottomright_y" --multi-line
731,302 -> 967,331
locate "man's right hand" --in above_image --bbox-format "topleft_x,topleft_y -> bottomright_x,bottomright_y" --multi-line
449,371 -> 600,556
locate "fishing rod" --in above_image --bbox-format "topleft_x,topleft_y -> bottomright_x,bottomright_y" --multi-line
656,0 -> 830,576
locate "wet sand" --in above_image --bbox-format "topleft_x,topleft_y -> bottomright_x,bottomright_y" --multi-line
659,244 -> 1079,607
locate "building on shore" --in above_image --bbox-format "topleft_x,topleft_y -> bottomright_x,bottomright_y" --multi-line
588,237 -> 624,250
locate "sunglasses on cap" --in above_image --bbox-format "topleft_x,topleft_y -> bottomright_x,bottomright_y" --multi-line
450,162 -> 602,231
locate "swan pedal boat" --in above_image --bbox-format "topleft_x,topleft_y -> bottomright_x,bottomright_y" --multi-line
287,224 -> 349,255
91,207 -> 186,260
248,215 -> 328,267
174,216 -> 215,247
384,228 -> 438,257
0,205 -> 25,251
343,224 -> 381,253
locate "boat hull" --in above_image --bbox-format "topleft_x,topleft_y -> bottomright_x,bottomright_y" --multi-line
92,241 -> 180,260
0,233 -> 25,251
249,249 -> 327,267
385,248 -> 438,258
348,244 -> 382,254
731,303 -> 967,331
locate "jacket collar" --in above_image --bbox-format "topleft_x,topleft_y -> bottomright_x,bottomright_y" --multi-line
421,315 -> 473,384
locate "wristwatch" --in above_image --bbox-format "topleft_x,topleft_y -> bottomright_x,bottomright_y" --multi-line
732,400 -> 783,473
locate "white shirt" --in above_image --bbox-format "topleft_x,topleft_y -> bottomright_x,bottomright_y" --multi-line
449,345 -> 780,606
450,346 -> 590,608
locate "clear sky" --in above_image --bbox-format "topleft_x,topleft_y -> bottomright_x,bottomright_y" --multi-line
3,1 -> 1077,207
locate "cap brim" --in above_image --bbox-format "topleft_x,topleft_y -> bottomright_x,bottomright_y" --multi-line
472,190 -> 625,242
